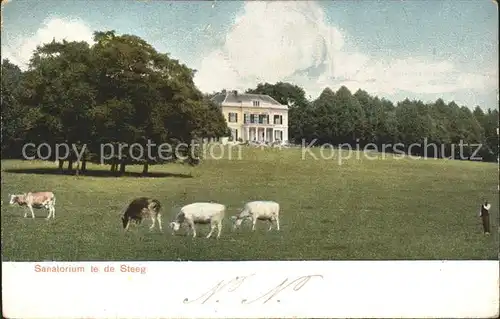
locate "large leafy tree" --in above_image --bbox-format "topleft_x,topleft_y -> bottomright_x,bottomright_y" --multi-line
20,40 -> 96,174
1,59 -> 37,159
90,31 -> 228,174
10,30 -> 228,176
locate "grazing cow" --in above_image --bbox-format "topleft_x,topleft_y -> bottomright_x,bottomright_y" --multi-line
121,197 -> 162,231
9,192 -> 56,219
169,202 -> 226,239
231,200 -> 280,231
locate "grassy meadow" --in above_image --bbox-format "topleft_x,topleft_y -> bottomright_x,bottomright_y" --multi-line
1,145 -> 498,261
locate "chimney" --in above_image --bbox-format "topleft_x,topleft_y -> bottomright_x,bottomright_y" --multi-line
233,90 -> 238,96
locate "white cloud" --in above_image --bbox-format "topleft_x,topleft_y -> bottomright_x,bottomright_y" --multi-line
194,1 -> 497,103
2,17 -> 94,70
196,1 -> 342,93
327,58 -> 496,97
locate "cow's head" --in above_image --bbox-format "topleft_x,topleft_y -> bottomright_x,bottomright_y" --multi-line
121,216 -> 129,229
169,221 -> 181,232
231,215 -> 244,229
9,194 -> 20,205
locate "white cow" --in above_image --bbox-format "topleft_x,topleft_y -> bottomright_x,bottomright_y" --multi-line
169,202 -> 226,239
231,200 -> 280,231
9,192 -> 56,219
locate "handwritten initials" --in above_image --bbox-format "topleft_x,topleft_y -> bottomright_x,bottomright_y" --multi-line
241,275 -> 324,304
183,274 -> 255,304
183,274 -> 324,304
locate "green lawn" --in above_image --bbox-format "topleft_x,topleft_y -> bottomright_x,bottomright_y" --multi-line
1,146 -> 498,261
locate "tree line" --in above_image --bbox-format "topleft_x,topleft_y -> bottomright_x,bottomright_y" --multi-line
246,82 -> 498,162
2,30 -> 498,178
1,30 -> 229,176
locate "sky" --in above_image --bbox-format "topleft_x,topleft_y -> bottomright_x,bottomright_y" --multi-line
1,0 -> 498,110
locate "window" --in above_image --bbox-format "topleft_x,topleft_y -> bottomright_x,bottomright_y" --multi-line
250,114 -> 259,124
244,113 -> 250,124
273,115 -> 283,125
228,112 -> 238,123
252,100 -> 260,107
258,114 -> 268,124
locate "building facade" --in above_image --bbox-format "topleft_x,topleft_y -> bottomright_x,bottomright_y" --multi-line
211,91 -> 289,144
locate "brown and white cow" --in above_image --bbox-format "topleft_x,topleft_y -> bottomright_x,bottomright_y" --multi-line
9,192 -> 56,219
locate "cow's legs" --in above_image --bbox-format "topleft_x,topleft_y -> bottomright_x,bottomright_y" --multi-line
216,221 -> 222,239
28,205 -> 35,219
206,223 -> 216,238
45,204 -> 52,219
149,216 -> 156,230
187,220 -> 196,237
157,214 -> 162,231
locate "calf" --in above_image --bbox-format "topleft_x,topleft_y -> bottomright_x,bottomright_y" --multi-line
231,200 -> 280,231
121,197 -> 162,231
169,202 -> 226,239
9,192 -> 56,219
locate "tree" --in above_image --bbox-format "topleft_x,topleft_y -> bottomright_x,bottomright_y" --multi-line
1,59 -> 36,159
20,39 -> 97,175
473,107 -> 499,162
454,105 -> 484,159
330,86 -> 366,145
90,30 -> 228,175
354,89 -> 375,144
8,30 -> 228,176
311,87 -> 336,144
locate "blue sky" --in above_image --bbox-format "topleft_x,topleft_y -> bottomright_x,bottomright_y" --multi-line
2,0 -> 498,109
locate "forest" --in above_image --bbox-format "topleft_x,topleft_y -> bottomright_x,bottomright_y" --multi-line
246,82 -> 498,162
